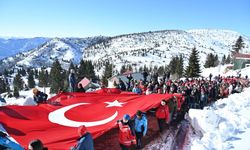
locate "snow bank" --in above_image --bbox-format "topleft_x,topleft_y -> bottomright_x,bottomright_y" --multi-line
1,87 -> 51,106
188,88 -> 250,150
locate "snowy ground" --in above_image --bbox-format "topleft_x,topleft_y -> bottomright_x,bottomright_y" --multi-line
187,87 -> 250,150
0,87 -> 52,106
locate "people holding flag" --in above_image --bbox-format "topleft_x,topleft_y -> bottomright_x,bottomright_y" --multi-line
117,114 -> 136,150
155,99 -> 170,132
134,110 -> 148,149
71,125 -> 94,150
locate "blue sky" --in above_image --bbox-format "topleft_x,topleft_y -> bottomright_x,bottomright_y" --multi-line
0,0 -> 249,37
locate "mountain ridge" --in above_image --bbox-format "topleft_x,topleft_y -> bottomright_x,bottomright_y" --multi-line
0,29 -> 250,74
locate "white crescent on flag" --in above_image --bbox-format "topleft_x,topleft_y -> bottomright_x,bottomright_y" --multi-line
48,103 -> 118,127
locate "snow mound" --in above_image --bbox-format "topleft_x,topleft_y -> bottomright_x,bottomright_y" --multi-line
188,88 -> 250,150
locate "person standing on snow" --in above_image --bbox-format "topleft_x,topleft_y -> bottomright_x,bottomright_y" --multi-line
71,125 -> 94,150
155,100 -> 170,132
117,114 -> 136,150
69,69 -> 77,92
134,110 -> 147,149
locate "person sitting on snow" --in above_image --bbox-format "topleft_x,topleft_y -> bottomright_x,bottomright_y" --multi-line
71,125 -> 94,150
134,110 -> 147,149
33,88 -> 48,104
117,114 -> 136,150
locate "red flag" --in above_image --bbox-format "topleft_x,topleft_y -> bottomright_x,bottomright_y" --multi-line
0,92 -> 173,150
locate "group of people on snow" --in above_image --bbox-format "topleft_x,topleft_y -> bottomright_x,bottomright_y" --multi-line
28,70 -> 248,150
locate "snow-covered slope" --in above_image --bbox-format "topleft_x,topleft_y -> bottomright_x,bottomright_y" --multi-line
0,37 -> 49,59
84,29 -> 250,72
0,37 -> 107,71
1,29 -> 250,73
188,87 -> 250,150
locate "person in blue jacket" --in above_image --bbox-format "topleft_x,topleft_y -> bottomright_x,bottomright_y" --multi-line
134,110 -> 147,149
71,125 -> 94,150
132,84 -> 142,95
0,131 -> 24,150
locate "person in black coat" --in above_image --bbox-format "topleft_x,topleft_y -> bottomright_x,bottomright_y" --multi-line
71,125 -> 94,150
33,88 -> 48,104
69,69 -> 77,92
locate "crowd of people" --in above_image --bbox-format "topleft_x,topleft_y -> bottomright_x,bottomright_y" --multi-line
27,71 -> 249,150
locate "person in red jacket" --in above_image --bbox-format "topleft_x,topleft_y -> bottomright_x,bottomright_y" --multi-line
156,99 -> 170,132
117,114 -> 136,150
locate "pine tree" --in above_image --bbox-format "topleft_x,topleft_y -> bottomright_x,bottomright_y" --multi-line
28,70 -> 35,88
225,54 -> 231,64
0,77 -> 7,93
86,61 -> 96,79
185,48 -> 201,78
13,73 -> 23,91
34,69 -> 39,79
232,36 -> 244,53
50,59 -> 64,93
120,65 -> 126,74
221,54 -> 226,65
68,61 -> 76,72
39,68 -> 48,87
214,55 -> 219,66
168,56 -> 178,74
176,55 -> 184,78
13,87 -> 19,98
102,62 -> 113,86
78,60 -> 86,79
204,53 -> 214,68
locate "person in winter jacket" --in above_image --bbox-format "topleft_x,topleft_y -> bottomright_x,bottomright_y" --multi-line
71,125 -> 94,150
117,114 -> 136,150
33,88 -> 48,104
134,110 -> 147,149
155,100 -> 170,132
118,78 -> 127,91
132,84 -> 142,95
69,69 -> 77,92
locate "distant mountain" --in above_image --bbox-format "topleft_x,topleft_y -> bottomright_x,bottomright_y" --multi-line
84,29 -> 250,74
0,37 -> 49,59
0,36 -> 108,71
0,29 -> 250,74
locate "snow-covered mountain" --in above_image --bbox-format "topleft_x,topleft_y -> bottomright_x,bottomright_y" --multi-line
0,37 -> 49,59
0,29 -> 250,73
0,37 -> 108,71
84,29 -> 250,72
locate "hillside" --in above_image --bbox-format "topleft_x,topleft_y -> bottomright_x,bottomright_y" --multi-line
0,29 -> 250,74
0,37 -> 49,59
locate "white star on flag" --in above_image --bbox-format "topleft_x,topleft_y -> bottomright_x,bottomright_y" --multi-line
104,100 -> 126,108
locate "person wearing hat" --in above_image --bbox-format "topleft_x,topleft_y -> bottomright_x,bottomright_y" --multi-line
155,100 -> 170,132
134,110 -> 147,149
117,114 -> 136,150
71,125 -> 94,150
33,88 -> 48,104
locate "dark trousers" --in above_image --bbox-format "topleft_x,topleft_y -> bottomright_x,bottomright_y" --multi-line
157,118 -> 165,132
135,132 -> 143,149
120,144 -> 129,150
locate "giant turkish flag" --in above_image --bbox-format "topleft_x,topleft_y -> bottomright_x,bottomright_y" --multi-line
0,91 -> 173,150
